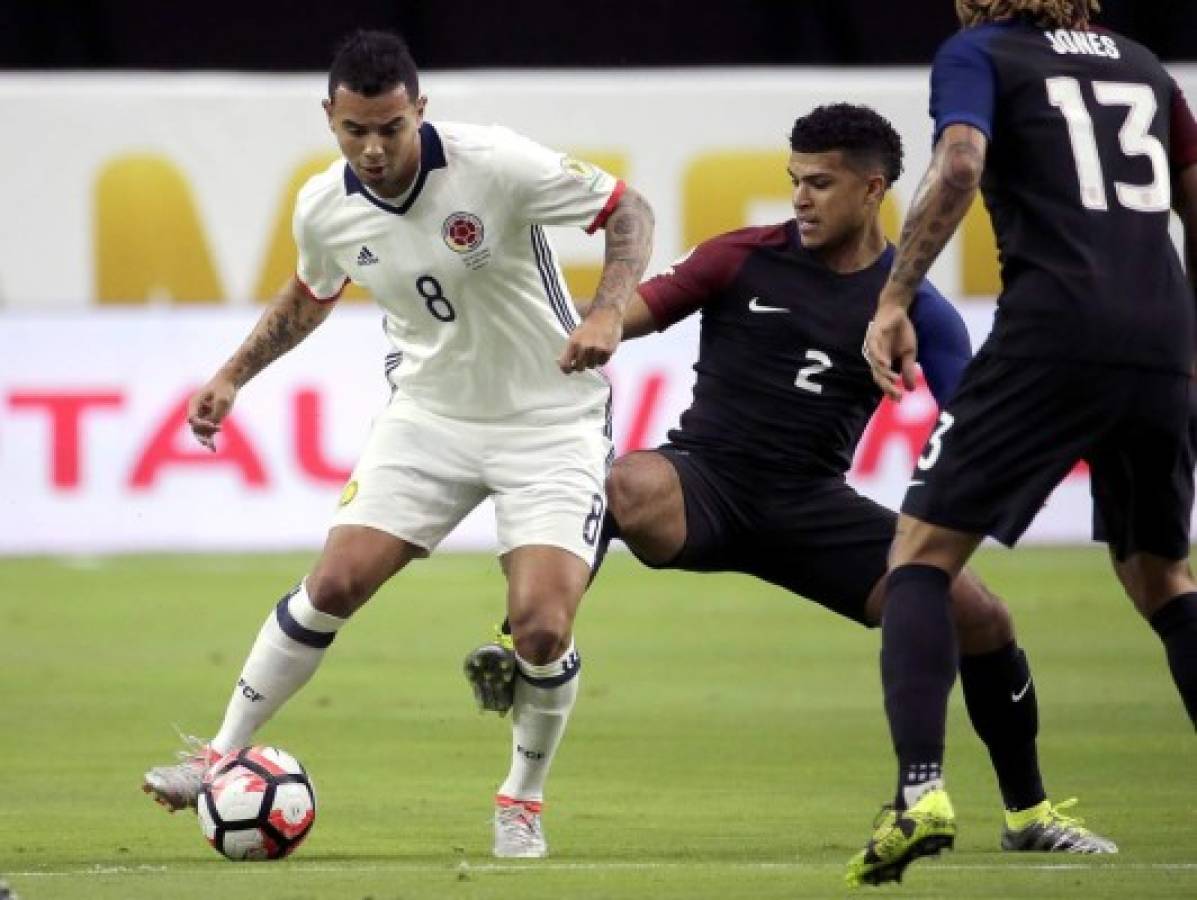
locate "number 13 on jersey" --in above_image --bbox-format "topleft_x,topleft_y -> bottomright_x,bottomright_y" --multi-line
1046,77 -> 1170,213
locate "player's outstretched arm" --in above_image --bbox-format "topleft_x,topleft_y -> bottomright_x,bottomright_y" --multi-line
866,124 -> 987,401
558,187 -> 655,373
573,291 -> 657,341
616,291 -> 659,340
187,276 -> 336,450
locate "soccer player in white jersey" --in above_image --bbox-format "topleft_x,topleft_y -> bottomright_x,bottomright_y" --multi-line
141,29 -> 654,859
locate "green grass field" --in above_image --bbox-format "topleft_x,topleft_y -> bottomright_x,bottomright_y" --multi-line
2,548 -> 1195,899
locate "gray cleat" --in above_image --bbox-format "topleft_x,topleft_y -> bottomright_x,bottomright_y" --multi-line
1001,799 -> 1118,854
142,734 -> 221,812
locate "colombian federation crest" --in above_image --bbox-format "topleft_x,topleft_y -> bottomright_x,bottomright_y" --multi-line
442,212 -> 485,253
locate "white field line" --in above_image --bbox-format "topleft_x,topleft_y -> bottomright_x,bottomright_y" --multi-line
9,861 -> 1197,877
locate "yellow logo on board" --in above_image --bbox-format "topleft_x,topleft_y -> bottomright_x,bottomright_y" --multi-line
90,149 -> 1002,304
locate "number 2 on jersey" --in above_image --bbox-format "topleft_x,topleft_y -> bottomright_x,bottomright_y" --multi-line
795,350 -> 832,394
416,275 -> 456,322
1046,77 -> 1170,213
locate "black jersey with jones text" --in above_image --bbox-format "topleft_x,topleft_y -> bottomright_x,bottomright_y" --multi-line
638,221 -> 970,477
931,22 -> 1197,372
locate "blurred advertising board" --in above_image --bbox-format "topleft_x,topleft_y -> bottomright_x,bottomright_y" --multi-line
4,68 -> 1194,552
0,304 -> 1114,554
9,67 -> 1196,310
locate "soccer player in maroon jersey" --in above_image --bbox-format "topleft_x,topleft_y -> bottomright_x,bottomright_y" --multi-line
853,0 -> 1197,885
467,102 -> 1115,859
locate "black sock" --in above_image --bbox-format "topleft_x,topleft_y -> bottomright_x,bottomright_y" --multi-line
587,511 -> 622,587
960,642 -> 1045,811
882,564 -> 957,808
1150,592 -> 1197,728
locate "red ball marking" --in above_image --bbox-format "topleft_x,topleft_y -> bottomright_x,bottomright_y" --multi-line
204,749 -> 241,782
243,746 -> 289,777
260,832 -> 284,860
269,805 -> 316,840
212,767 -> 269,803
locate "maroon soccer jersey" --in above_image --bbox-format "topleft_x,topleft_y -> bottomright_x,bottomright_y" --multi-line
638,221 -> 970,476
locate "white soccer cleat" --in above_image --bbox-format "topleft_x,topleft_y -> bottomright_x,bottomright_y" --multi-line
493,796 -> 547,858
142,735 -> 223,813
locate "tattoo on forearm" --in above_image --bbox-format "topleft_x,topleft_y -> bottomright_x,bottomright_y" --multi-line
224,292 -> 327,386
590,190 -> 654,314
887,139 -> 982,297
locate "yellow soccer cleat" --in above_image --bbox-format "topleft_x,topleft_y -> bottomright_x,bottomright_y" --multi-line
846,787 -> 956,887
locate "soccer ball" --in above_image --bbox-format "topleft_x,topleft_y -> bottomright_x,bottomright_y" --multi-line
197,746 -> 317,861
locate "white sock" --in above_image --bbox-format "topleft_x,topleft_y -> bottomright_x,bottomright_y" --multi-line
497,641 -> 581,804
211,579 -> 345,753
902,775 -> 945,811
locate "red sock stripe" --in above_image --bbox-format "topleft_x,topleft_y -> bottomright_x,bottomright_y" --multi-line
496,794 -> 543,813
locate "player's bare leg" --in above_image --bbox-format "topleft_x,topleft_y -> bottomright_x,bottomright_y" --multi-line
1113,551 -> 1197,727
604,450 -> 687,565
863,565 -> 1010,653
143,526 -> 421,811
617,454 -> 1043,823
491,544 -> 590,858
465,450 -> 679,715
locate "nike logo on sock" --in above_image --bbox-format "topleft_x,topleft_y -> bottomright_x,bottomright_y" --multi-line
1011,677 -> 1033,702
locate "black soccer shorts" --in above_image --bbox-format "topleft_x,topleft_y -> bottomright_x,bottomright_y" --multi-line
648,444 -> 897,625
901,352 -> 1195,561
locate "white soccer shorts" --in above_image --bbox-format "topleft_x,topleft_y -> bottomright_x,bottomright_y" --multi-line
330,394 -> 612,564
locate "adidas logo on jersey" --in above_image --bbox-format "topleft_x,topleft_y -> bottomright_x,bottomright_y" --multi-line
357,246 -> 379,266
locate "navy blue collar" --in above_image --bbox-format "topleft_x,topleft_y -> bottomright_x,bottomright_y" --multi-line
343,122 -> 446,215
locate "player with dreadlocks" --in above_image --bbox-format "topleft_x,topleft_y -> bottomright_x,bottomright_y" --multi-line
848,0 -> 1197,886
955,0 -> 1098,29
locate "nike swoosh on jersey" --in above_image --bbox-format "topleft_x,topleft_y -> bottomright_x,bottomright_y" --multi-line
907,479 -> 925,487
1011,677 -> 1033,703
748,297 -> 789,313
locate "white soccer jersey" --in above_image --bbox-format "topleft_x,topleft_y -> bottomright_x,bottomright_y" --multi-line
293,121 -> 624,424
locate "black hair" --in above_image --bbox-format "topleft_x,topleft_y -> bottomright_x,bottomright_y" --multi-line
789,103 -> 904,186
328,30 -> 419,101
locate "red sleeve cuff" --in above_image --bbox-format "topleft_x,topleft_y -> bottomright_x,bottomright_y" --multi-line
296,274 -> 349,304
585,179 -> 628,235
